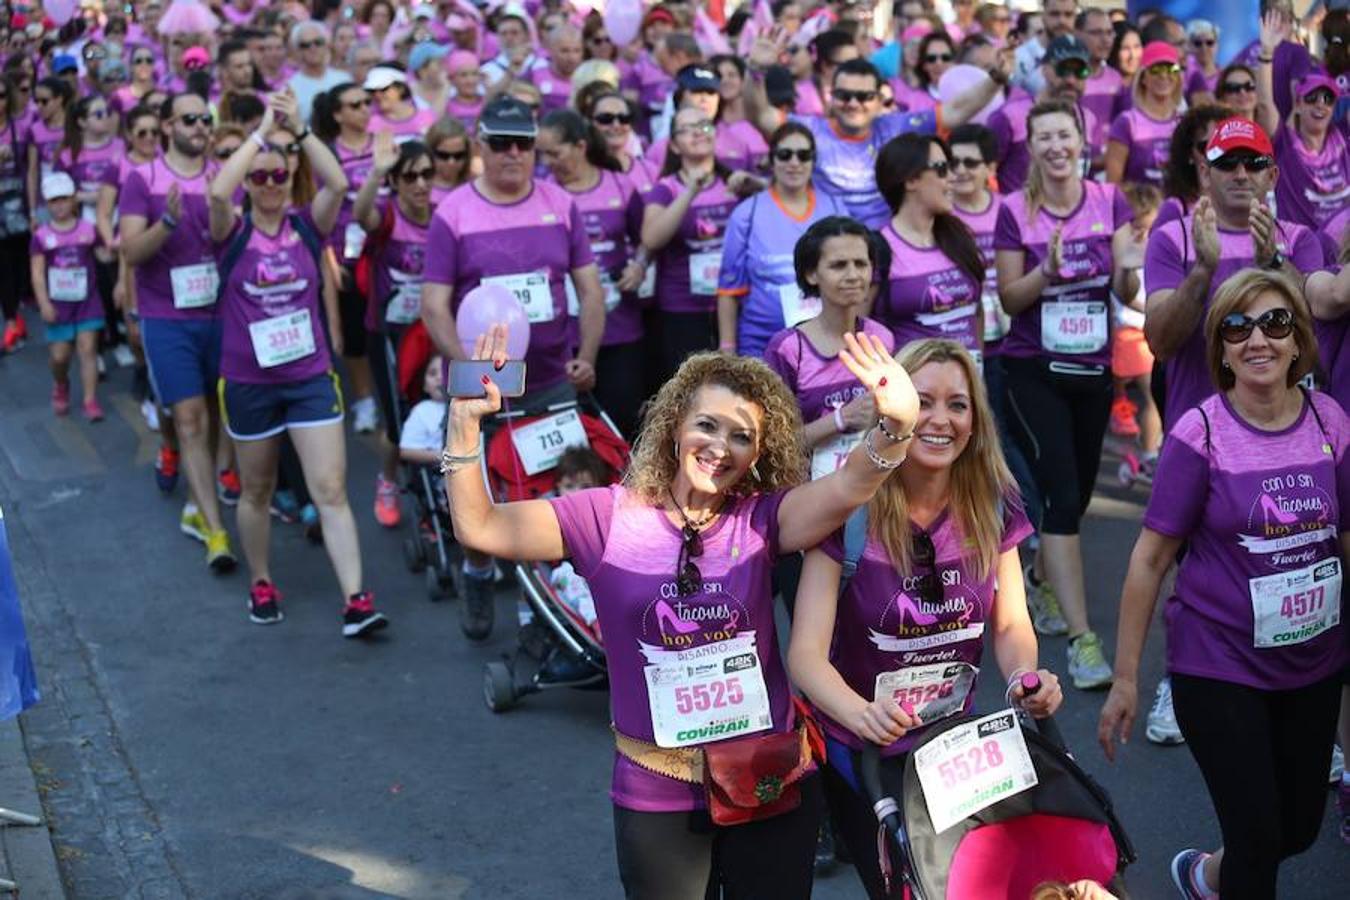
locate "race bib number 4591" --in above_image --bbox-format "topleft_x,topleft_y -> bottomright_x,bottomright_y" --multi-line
913,709 -> 1038,833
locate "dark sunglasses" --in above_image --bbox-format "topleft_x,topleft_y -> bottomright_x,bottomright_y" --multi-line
1191,38 -> 1216,47
1054,60 -> 1092,80
132,127 -> 158,139
246,168 -> 290,185
924,53 -> 954,64
435,148 -> 468,162
1219,307 -> 1294,344
593,111 -> 633,126
177,112 -> 212,127
589,34 -> 612,44
880,95 -> 896,108
1302,90 -> 1336,107
834,88 -> 878,104
484,134 -> 535,153
675,524 -> 703,597
273,141 -> 301,155
213,145 -> 239,159
772,147 -> 814,163
132,56 -> 154,65
949,155 -> 985,171
1219,81 -> 1256,95
297,39 -> 326,50
342,97 -> 372,110
398,167 -> 434,184
925,160 -> 951,178
910,531 -> 943,607
1209,153 -> 1274,173
34,95 -> 55,105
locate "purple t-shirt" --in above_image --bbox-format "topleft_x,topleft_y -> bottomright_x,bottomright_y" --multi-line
1107,108 -> 1179,187
621,52 -> 673,138
791,110 -> 939,227
214,211 -> 332,385
365,202 -> 429,334
1184,63 -> 1219,102
643,174 -> 738,314
993,181 -> 1132,368
764,317 -> 894,424
718,187 -> 847,359
424,180 -> 594,392
1233,39 -> 1312,122
556,169 -> 644,348
1080,65 -> 1124,150
26,117 -> 63,179
31,219 -> 100,324
332,137 -> 378,261
446,97 -> 484,131
118,158 -> 217,321
529,65 -> 574,113
549,484 -> 793,812
371,107 -> 438,143
988,96 -> 1100,195
1145,391 -> 1350,690
1143,215 -> 1324,429
56,137 -> 124,197
648,120 -> 769,174
953,194 -> 1007,355
877,223 -> 983,353
815,500 -> 1032,755
1273,123 -> 1350,232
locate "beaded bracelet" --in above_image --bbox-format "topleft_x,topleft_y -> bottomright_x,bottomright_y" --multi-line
876,416 -> 914,444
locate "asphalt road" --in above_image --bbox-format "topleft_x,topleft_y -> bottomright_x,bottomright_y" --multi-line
0,337 -> 1346,899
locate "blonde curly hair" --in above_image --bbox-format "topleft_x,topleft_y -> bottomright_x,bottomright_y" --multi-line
624,352 -> 808,503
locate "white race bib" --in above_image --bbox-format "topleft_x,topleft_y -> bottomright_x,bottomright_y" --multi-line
48,266 -> 88,302
343,221 -> 366,260
1041,301 -> 1108,354
1249,557 -> 1342,648
874,662 -> 978,724
565,273 -> 621,316
810,432 -> 859,480
689,251 -> 720,296
248,309 -> 317,368
914,709 -> 1038,833
981,286 -> 1009,342
170,262 -> 219,310
638,262 -> 656,299
509,408 -> 588,476
644,635 -> 773,748
385,281 -> 422,325
484,271 -> 554,323
779,283 -> 821,328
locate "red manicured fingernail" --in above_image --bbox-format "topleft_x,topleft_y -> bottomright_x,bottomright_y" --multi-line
878,377 -> 888,387
480,375 -> 490,385
493,359 -> 504,371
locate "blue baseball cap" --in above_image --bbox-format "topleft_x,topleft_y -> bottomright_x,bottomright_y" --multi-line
52,54 -> 79,75
409,41 -> 449,75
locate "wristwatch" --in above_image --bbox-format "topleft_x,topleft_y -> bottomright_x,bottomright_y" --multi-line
1262,250 -> 1285,270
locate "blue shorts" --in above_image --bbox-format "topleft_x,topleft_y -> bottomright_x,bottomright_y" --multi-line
219,371 -> 345,441
141,316 -> 222,407
46,318 -> 105,344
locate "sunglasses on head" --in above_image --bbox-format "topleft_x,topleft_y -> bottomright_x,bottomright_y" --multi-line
924,52 -> 953,64
1054,60 -> 1092,80
675,524 -> 703,597
1209,153 -> 1273,173
1219,80 -> 1256,95
1219,307 -> 1294,344
398,167 -> 434,184
484,134 -> 534,153
273,141 -> 300,155
949,155 -> 984,171
773,147 -> 813,163
593,111 -> 633,126
297,39 -> 326,50
246,168 -> 289,186
177,112 -> 211,127
435,148 -> 468,162
834,88 -> 878,104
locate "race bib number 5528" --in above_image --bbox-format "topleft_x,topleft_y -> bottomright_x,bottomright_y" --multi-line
914,709 -> 1038,833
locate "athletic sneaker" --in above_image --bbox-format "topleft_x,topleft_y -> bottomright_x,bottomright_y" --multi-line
342,591 -> 389,638
140,398 -> 159,432
1338,777 -> 1349,844
1024,564 -> 1068,636
2,315 -> 26,352
83,398 -> 104,422
374,474 -> 402,528
180,504 -> 208,543
1146,676 -> 1185,745
460,572 -> 496,641
270,489 -> 301,523
1331,743 -> 1345,784
217,468 -> 241,506
51,382 -> 70,416
1066,631 -> 1113,690
205,529 -> 237,573
300,503 -> 322,543
155,444 -> 179,493
1170,849 -> 1217,899
1109,395 -> 1139,437
248,580 -> 284,624
351,397 -> 379,434
112,344 -> 135,367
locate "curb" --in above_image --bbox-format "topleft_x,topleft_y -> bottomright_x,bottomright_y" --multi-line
0,716 -> 64,898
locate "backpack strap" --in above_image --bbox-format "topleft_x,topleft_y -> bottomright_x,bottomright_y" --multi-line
1196,403 -> 1211,453
839,505 -> 868,589
216,213 -> 255,288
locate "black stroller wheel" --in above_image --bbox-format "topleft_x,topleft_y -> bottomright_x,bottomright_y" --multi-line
483,661 -> 517,712
403,535 -> 427,573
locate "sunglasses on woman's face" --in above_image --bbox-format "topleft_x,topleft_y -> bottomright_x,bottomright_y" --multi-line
398,167 -> 434,184
133,56 -> 154,65
1146,63 -> 1181,77
675,524 -> 703,597
925,159 -> 951,178
593,111 -> 633,126
1302,90 -> 1336,107
1219,307 -> 1294,344
435,148 -> 468,162
342,96 -> 372,110
133,127 -> 158,139
246,168 -> 290,186
924,52 -> 954,64
1219,80 -> 1256,95
1191,38 -> 1216,47
772,147 -> 813,163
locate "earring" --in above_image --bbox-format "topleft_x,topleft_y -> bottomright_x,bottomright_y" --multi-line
1222,360 -> 1231,369
673,440 -> 679,458
1294,353 -> 1300,361
751,462 -> 761,481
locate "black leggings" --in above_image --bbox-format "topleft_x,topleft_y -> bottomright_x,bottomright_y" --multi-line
0,232 -> 29,319
1002,357 -> 1111,535
366,325 -> 406,445
1171,672 -> 1341,900
612,773 -> 824,900
655,311 -> 717,386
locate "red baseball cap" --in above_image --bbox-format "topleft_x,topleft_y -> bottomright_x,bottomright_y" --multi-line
1138,41 -> 1180,71
1205,116 -> 1274,162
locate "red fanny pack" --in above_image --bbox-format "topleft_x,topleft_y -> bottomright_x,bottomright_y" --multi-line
703,725 -> 812,826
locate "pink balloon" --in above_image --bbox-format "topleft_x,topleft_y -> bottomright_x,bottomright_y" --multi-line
938,65 -> 1003,126
604,0 -> 643,47
456,283 -> 531,359
46,0 -> 79,26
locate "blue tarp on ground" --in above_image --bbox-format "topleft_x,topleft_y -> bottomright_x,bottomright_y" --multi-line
0,505 -> 39,720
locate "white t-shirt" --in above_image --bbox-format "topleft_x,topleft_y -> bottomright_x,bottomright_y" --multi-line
288,67 -> 352,124
399,399 -> 447,453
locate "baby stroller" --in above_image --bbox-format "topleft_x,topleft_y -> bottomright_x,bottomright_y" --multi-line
390,322 -> 461,601
479,395 -> 629,713
861,676 -> 1135,899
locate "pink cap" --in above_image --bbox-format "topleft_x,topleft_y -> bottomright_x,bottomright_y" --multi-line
1138,40 -> 1180,71
901,22 -> 933,43
446,50 -> 480,73
1295,72 -> 1340,100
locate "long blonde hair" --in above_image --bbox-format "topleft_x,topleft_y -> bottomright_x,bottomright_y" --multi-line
1023,99 -> 1083,221
867,340 -> 1017,581
624,352 -> 808,503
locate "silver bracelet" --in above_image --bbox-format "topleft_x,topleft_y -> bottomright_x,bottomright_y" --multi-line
863,426 -> 904,470
439,449 -> 481,475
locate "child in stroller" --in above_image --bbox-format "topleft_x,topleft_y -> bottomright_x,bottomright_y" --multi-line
395,346 -> 459,598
